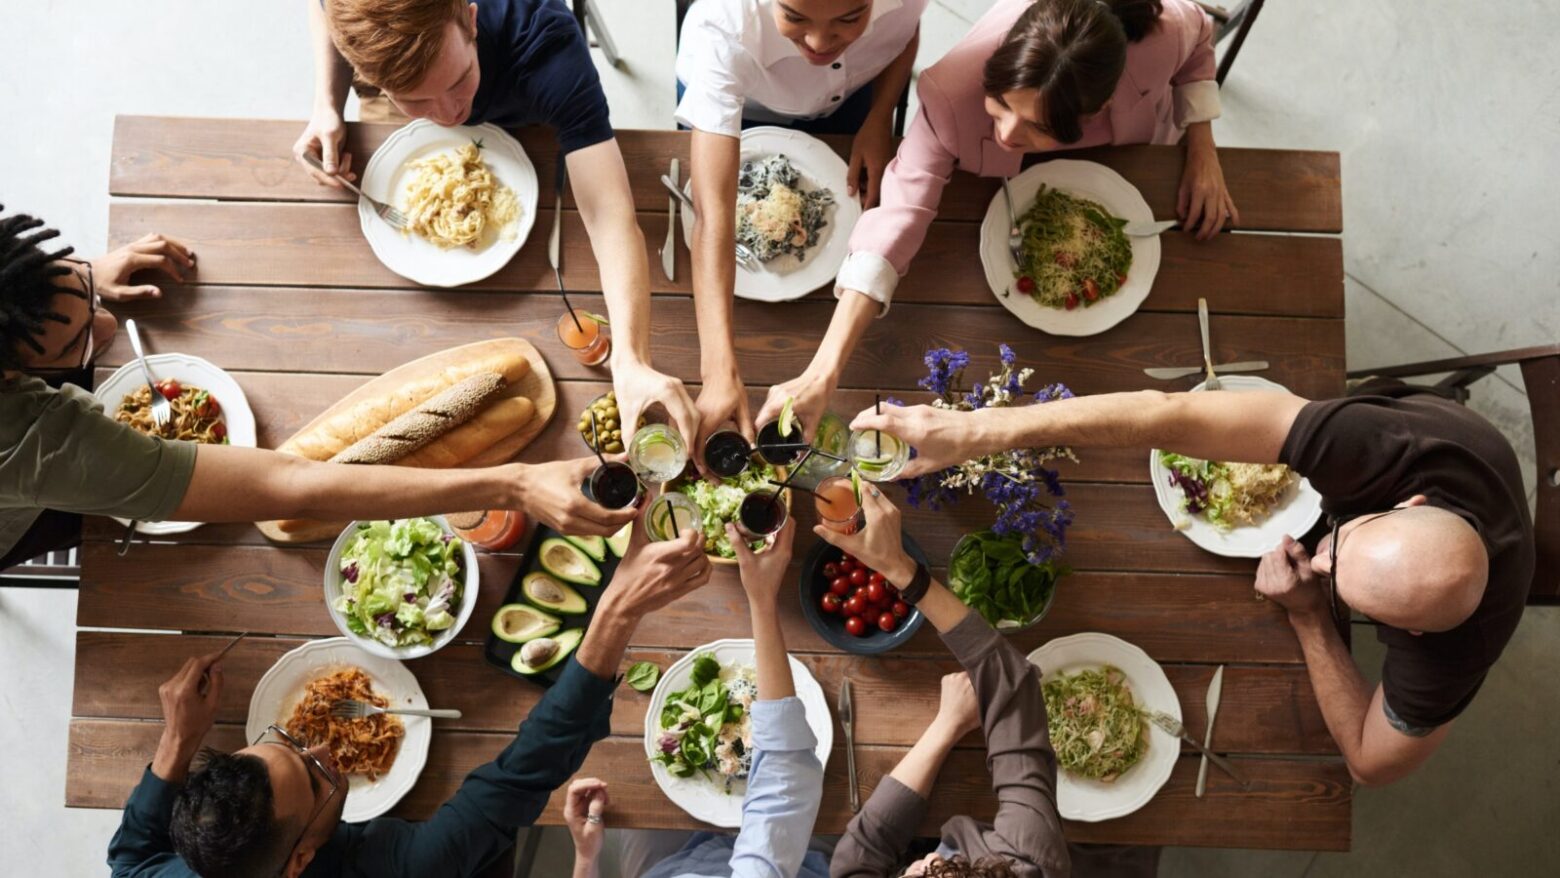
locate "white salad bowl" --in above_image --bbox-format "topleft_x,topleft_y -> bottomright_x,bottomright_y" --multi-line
323,516 -> 480,660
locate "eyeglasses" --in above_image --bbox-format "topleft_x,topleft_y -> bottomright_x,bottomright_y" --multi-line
1324,508 -> 1407,625
27,258 -> 101,375
252,724 -> 340,876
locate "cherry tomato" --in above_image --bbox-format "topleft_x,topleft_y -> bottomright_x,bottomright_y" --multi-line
157,380 -> 181,400
820,593 -> 843,615
1083,278 -> 1099,302
822,562 -> 839,578
844,616 -> 867,637
211,422 -> 228,442
877,612 -> 897,633
1117,272 -> 1128,285
1064,293 -> 1079,311
892,600 -> 910,619
1015,275 -> 1035,293
849,568 -> 867,587
843,554 -> 857,566
868,571 -> 886,587
866,582 -> 886,604
844,595 -> 866,617
885,583 -> 900,599
829,576 -> 849,596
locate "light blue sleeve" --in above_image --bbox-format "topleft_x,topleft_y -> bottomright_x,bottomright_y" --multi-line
728,697 -> 825,878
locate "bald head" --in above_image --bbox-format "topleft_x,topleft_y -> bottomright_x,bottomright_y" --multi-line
1333,505 -> 1487,632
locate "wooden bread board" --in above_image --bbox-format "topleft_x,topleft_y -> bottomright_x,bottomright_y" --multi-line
256,338 -> 555,544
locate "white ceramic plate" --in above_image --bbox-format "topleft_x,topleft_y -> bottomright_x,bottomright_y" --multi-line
94,353 -> 256,535
644,638 -> 833,827
1149,375 -> 1324,558
978,159 -> 1161,336
1028,632 -> 1180,822
246,637 -> 431,823
323,516 -> 481,660
358,120 -> 539,288
681,126 -> 862,302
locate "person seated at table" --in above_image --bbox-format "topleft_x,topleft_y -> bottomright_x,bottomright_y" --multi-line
563,519 -> 831,878
675,0 -> 924,461
105,521 -> 713,878
294,0 -> 698,447
852,380 -> 1535,787
816,486 -> 1068,878
0,207 -> 638,571
758,0 -> 1235,440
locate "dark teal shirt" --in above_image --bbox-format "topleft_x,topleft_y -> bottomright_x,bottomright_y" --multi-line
107,657 -> 617,877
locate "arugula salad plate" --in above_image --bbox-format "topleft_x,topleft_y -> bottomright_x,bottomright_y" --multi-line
643,638 -> 832,827
978,160 -> 1160,337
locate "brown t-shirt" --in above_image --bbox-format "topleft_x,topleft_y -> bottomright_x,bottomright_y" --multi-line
1279,389 -> 1534,728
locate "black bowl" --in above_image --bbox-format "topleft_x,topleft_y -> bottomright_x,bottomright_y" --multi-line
799,532 -> 929,655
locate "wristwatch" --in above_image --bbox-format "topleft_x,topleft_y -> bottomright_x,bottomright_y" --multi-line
898,561 -> 932,606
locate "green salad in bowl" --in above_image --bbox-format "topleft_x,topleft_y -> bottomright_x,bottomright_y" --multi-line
327,517 -> 479,658
949,530 -> 1063,632
671,462 -> 784,561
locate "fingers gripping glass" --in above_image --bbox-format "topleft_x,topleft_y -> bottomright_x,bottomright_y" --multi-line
29,259 -> 100,375
253,724 -> 340,875
1324,508 -> 1406,624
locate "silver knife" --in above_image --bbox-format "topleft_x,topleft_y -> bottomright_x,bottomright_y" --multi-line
549,160 -> 565,287
1196,665 -> 1224,798
1124,219 -> 1178,237
839,677 -> 859,813
1143,360 -> 1269,380
1143,709 -> 1249,789
661,158 -> 678,282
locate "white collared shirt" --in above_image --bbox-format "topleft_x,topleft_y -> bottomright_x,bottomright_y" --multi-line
675,0 -> 929,136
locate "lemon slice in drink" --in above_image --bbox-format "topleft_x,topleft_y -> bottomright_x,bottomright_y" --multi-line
778,397 -> 796,439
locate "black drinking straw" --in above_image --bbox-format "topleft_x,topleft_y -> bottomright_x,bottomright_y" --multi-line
874,394 -> 882,457
759,441 -> 846,462
588,411 -> 609,467
766,448 -> 814,515
769,478 -> 821,500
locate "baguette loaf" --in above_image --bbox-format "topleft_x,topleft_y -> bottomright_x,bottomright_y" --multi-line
284,349 -> 530,461
330,373 -> 506,465
397,396 -> 534,468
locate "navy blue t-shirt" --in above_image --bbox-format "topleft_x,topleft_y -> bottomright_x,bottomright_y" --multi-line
466,0 -> 615,154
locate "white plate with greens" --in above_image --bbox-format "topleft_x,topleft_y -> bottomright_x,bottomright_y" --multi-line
643,638 -> 832,827
1149,375 -> 1323,558
1028,632 -> 1179,822
324,517 -> 480,660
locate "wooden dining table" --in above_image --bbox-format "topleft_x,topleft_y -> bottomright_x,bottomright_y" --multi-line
67,115 -> 1350,852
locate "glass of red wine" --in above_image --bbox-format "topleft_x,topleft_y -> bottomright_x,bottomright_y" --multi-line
582,460 -> 643,510
735,489 -> 788,540
703,429 -> 753,479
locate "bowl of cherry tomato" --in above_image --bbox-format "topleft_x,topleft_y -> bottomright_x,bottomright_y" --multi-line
799,535 -> 928,655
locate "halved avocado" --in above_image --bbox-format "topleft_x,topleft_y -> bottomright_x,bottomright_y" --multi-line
539,537 -> 602,586
606,522 -> 631,558
510,628 -> 583,675
522,572 -> 587,615
491,603 -> 561,644
563,534 -> 608,562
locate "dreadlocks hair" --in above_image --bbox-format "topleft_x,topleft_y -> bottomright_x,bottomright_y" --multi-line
0,204 -> 80,373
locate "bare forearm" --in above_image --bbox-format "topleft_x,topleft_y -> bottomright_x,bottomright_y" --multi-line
575,600 -> 637,680
888,718 -> 961,797
750,603 -> 795,700
571,859 -> 600,878
308,0 -> 351,113
1184,121 -> 1216,155
1289,611 -> 1374,766
690,131 -> 741,378
173,445 -> 520,522
804,289 -> 878,381
150,728 -> 200,784
866,29 -> 918,123
570,143 -> 653,363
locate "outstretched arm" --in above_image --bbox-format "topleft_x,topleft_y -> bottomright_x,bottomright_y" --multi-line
292,0 -> 357,188
688,128 -> 754,466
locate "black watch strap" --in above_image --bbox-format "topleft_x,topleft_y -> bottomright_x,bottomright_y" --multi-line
899,561 -> 932,605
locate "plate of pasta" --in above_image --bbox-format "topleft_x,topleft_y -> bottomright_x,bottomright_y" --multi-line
94,352 -> 257,535
247,638 -> 431,823
1028,632 -> 1180,822
359,120 -> 538,288
680,127 -> 861,303
978,160 -> 1161,336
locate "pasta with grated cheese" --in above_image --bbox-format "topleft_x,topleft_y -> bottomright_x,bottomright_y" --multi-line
284,668 -> 404,782
400,142 -> 519,250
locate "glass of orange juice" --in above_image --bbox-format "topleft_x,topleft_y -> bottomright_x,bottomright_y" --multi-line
813,476 -> 864,534
556,312 -> 610,366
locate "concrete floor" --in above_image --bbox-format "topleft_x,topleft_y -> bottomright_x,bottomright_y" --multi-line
1,1 -> 1555,875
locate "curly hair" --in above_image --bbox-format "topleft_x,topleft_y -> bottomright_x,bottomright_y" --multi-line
982,0 -> 1165,144
0,205 -> 79,373
170,749 -> 296,878
914,855 -> 1019,878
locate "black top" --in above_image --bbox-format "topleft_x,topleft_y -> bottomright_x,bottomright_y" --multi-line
1281,389 -> 1535,728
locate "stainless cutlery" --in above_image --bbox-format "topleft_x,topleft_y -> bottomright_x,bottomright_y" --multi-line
550,160 -> 568,294
1143,709 -> 1249,788
200,632 -> 248,696
125,319 -> 170,430
1143,360 -> 1269,380
1197,298 -> 1222,390
661,158 -> 679,282
839,677 -> 859,813
1000,177 -> 1024,267
1124,219 -> 1179,238
301,152 -> 408,230
329,699 -> 463,720
657,174 -> 759,270
1196,665 -> 1224,798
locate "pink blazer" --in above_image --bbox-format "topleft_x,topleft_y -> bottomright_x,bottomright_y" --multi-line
841,0 -> 1217,303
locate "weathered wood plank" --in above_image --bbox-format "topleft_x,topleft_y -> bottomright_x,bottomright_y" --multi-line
66,720 -> 1349,849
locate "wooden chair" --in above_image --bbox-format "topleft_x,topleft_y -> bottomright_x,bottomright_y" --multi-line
1346,344 -> 1560,604
1191,0 -> 1269,85
572,0 -> 623,69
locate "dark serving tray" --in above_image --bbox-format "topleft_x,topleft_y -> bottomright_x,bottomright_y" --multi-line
483,523 -> 625,687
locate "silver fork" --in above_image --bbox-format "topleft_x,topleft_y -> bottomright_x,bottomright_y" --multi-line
1000,177 -> 1025,267
124,319 -> 170,430
1197,298 -> 1223,391
657,173 -> 760,270
301,152 -> 409,230
329,699 -> 462,720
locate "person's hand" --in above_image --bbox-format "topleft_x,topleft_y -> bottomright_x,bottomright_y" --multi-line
932,671 -> 981,738
693,366 -> 752,479
847,114 -> 895,209
293,104 -> 355,189
562,777 -> 609,865
1255,536 -> 1328,618
728,518 -> 794,609
1177,136 -> 1240,241
849,402 -> 972,480
812,484 -> 917,587
515,459 -> 640,536
612,359 -> 701,468
755,369 -> 836,444
90,234 -> 196,301
603,512 -> 713,617
151,651 -> 225,781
